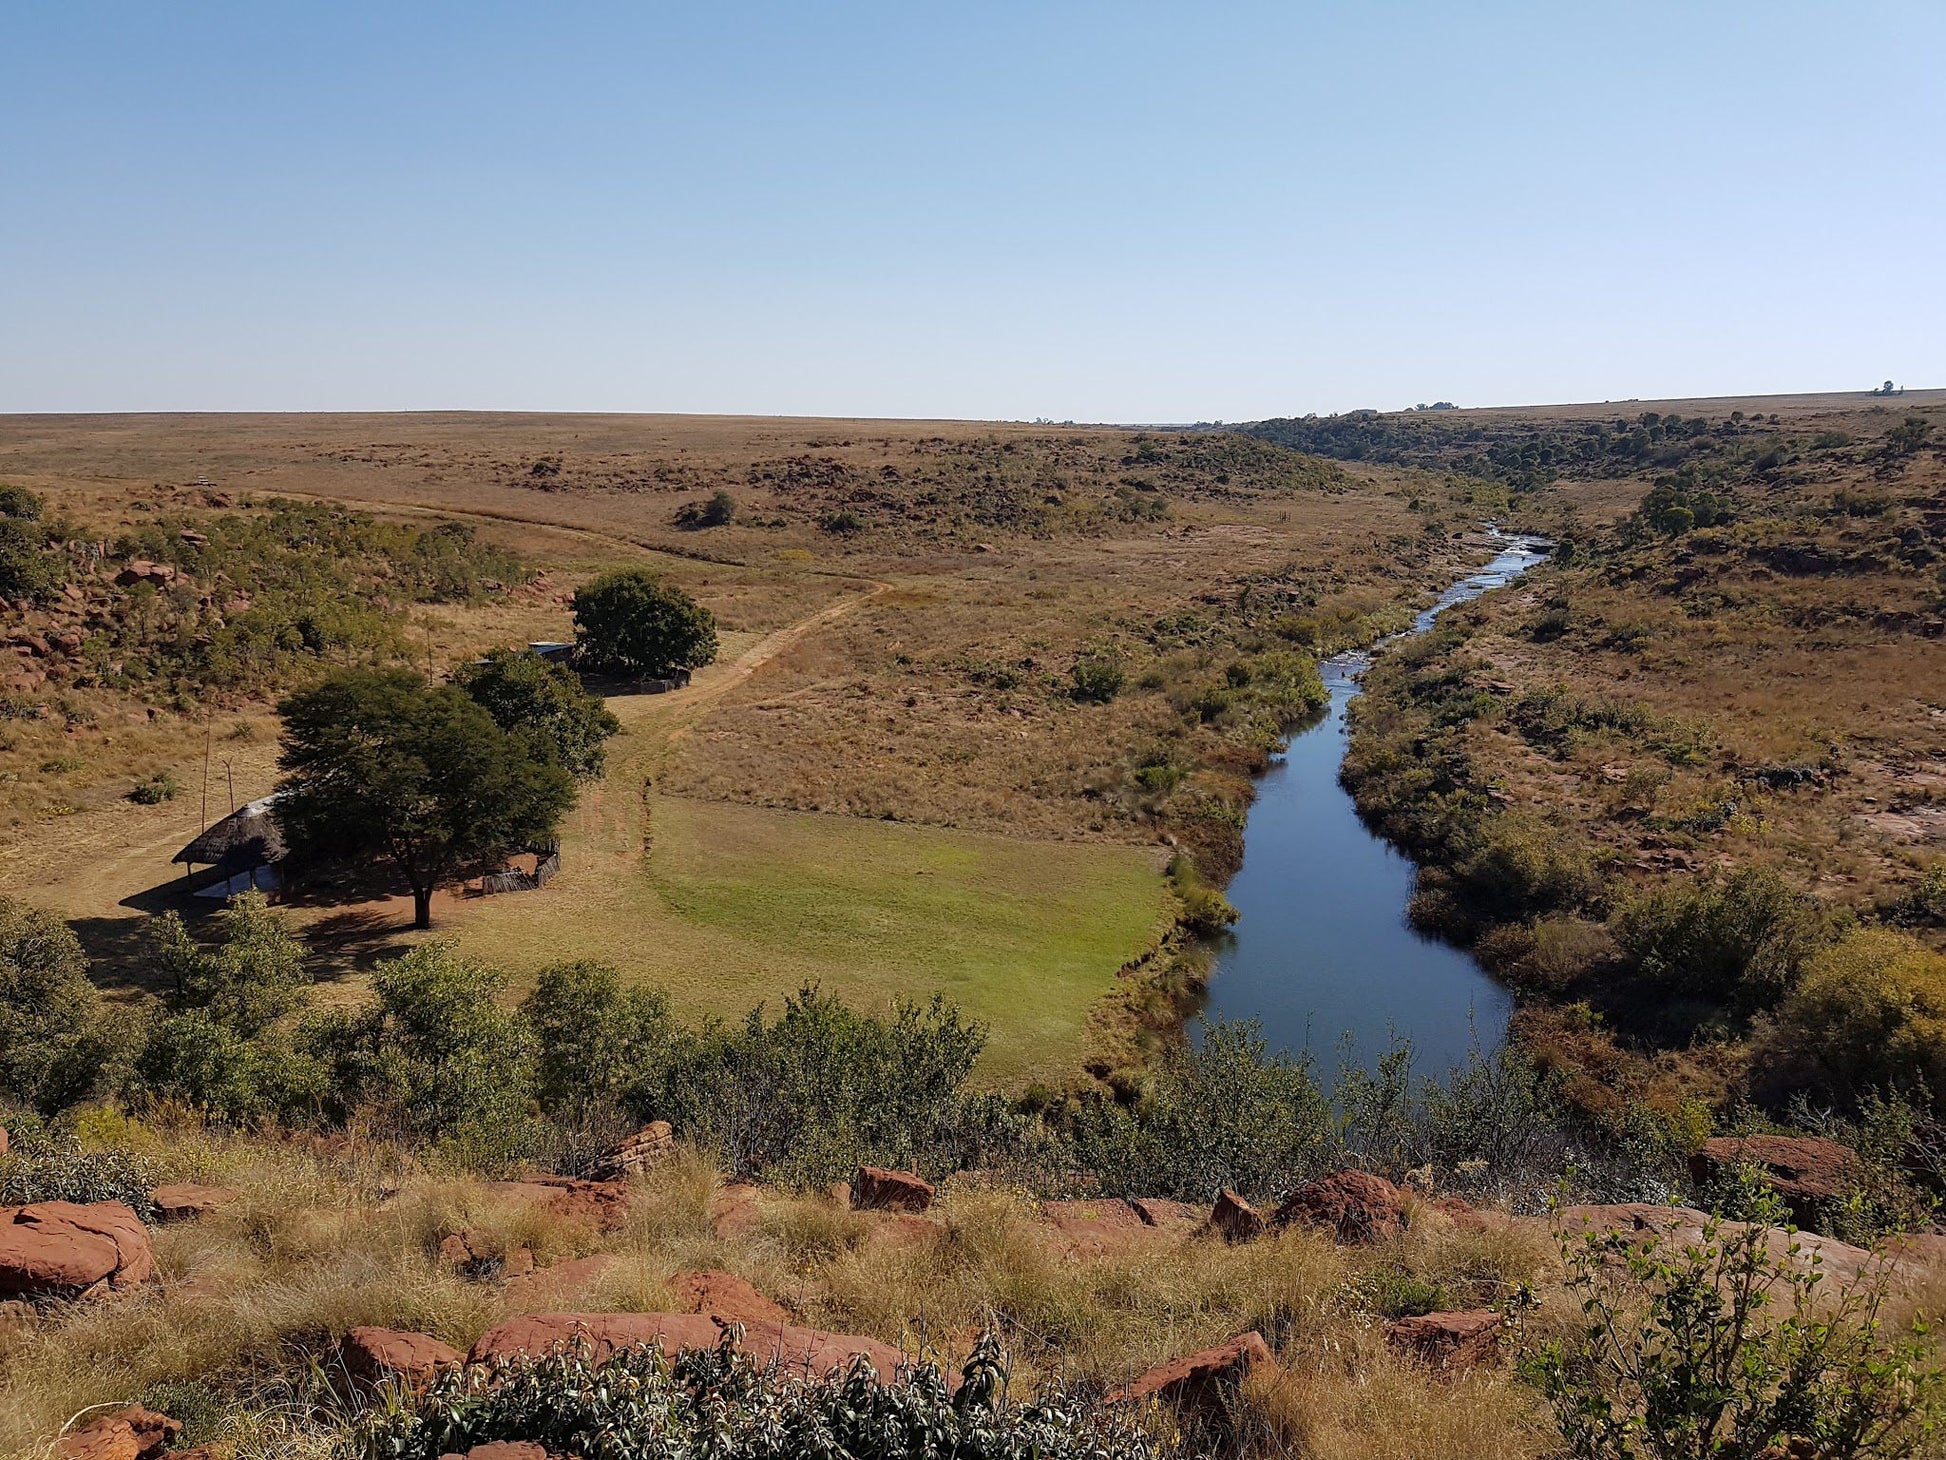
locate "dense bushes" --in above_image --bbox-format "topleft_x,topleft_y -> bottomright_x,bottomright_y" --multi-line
571,568 -> 718,679
356,1337 -> 1166,1460
1611,868 -> 1832,1015
0,900 -> 121,1113
455,649 -> 621,781
1769,930 -> 1946,1110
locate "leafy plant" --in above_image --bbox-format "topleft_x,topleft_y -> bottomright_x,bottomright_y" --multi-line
1524,1182 -> 1941,1460
571,568 -> 719,680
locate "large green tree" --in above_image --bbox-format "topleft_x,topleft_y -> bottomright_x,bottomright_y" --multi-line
0,897 -> 117,1111
571,568 -> 718,680
454,648 -> 620,780
276,669 -> 574,929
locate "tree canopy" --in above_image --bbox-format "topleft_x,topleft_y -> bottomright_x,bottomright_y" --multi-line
455,647 -> 621,780
571,568 -> 718,680
275,668 -> 575,928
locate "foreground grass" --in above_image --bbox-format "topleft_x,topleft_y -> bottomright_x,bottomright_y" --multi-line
0,1132 -> 1555,1460
439,795 -> 1171,1087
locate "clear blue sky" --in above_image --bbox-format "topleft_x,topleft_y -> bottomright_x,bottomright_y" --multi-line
4,2 -> 1940,420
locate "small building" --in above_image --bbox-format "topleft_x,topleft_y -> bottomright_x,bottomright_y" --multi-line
174,794 -> 286,899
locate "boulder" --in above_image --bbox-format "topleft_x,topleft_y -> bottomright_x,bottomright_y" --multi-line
1688,1135 -> 1858,1229
1272,1170 -> 1407,1244
709,1181 -> 764,1238
55,1407 -> 180,1460
1040,1199 -> 1156,1256
1550,1204 -> 1908,1298
668,1268 -> 788,1326
0,1125 -> 8,1156
1385,1309 -> 1503,1371
1122,1331 -> 1274,1421
468,1311 -> 906,1380
438,1228 -> 535,1280
486,1175 -> 631,1229
339,1325 -> 464,1388
0,1201 -> 154,1300
502,1253 -> 623,1303
440,1445 -> 547,1460
585,1120 -> 674,1181
1209,1189 -> 1264,1243
850,1166 -> 934,1213
150,1184 -> 239,1223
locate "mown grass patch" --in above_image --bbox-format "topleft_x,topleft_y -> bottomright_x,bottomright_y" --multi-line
442,796 -> 1170,1087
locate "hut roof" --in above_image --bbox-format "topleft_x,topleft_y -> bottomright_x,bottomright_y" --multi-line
174,793 -> 287,869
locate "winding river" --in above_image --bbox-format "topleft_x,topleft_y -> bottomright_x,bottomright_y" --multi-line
1192,533 -> 1552,1077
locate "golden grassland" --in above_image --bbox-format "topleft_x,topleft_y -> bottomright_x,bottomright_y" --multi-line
0,1128 -> 1567,1460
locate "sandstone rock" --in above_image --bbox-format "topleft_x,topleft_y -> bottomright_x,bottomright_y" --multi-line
1122,1331 -> 1274,1421
114,561 -> 177,589
469,1310 -> 905,1380
340,1325 -> 463,1388
150,1184 -> 239,1223
1385,1309 -> 1503,1371
0,1201 -> 154,1300
438,1228 -> 535,1280
440,1445 -> 547,1460
1273,1170 -> 1407,1244
709,1182 -> 763,1239
668,1268 -> 788,1326
0,1126 -> 8,1156
850,1166 -> 935,1213
1210,1189 -> 1264,1243
55,1406 -> 180,1460
1688,1135 -> 1858,1230
585,1120 -> 674,1181
1550,1204 -> 1912,1298
486,1175 -> 631,1230
1041,1198 -> 1155,1255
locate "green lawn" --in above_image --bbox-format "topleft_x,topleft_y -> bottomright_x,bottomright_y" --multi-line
437,796 -> 1170,1086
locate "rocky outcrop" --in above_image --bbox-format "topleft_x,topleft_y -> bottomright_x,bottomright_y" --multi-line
54,1406 -> 180,1460
469,1311 -> 906,1380
1122,1331 -> 1274,1421
1209,1189 -> 1265,1243
150,1184 -> 239,1223
0,1201 -> 154,1300
340,1325 -> 463,1388
850,1166 -> 935,1213
1127,1196 -> 1207,1231
439,1444 -> 547,1460
1272,1170 -> 1407,1244
585,1121 -> 674,1181
1385,1309 -> 1503,1371
486,1174 -> 631,1229
1688,1135 -> 1858,1230
439,1228 -> 535,1280
501,1253 -> 623,1303
1550,1204 -> 1922,1297
668,1268 -> 788,1326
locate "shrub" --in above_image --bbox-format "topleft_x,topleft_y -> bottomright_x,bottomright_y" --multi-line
571,568 -> 719,680
1524,1182 -> 1942,1459
353,1334 -> 1167,1460
1069,650 -> 1126,704
652,986 -> 987,1186
0,1125 -> 156,1215
1450,815 -> 1601,928
1769,930 -> 1946,1112
675,489 -> 737,529
0,517 -> 62,603
521,960 -> 671,1122
1613,869 -> 1832,1014
0,898 -> 119,1112
148,891 -> 309,1036
301,944 -> 535,1166
127,770 -> 180,804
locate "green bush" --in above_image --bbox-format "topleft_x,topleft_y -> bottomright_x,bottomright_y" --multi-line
127,770 -> 180,804
1069,650 -> 1127,703
456,647 -> 621,780
1524,1181 -> 1942,1460
0,1122 -> 156,1215
354,1334 -> 1167,1460
521,960 -> 671,1122
0,517 -> 63,604
1769,930 -> 1946,1112
0,898 -> 120,1112
1613,869 -> 1832,1014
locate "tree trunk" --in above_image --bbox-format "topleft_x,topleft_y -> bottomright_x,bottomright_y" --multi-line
412,884 -> 434,930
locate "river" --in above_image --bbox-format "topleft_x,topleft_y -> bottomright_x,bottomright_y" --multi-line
1191,532 -> 1552,1078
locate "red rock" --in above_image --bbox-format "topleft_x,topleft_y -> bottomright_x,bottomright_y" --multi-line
440,1445 -> 546,1460
1272,1170 -> 1407,1244
150,1184 -> 239,1223
669,1268 -> 787,1326
850,1166 -> 935,1213
1688,1135 -> 1858,1230
339,1325 -> 463,1388
1209,1189 -> 1264,1243
437,1232 -> 475,1270
1041,1198 -> 1155,1255
486,1175 -> 631,1230
1549,1205 -> 1910,1298
1122,1331 -> 1274,1420
55,1407 -> 180,1460
709,1182 -> 763,1238
1385,1309 -> 1503,1371
0,1126 -> 8,1156
468,1311 -> 906,1380
0,1201 -> 154,1300
585,1120 -> 674,1181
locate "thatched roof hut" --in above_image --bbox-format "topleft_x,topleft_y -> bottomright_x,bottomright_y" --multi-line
174,794 -> 287,872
